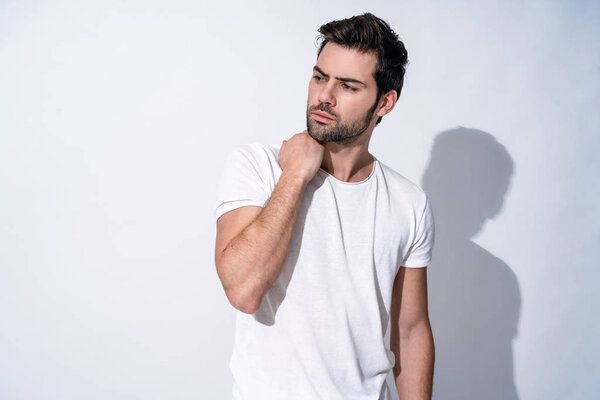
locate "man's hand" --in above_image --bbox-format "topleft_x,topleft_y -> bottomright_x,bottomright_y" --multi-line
278,130 -> 324,184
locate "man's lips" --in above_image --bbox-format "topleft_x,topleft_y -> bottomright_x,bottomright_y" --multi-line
312,111 -> 336,122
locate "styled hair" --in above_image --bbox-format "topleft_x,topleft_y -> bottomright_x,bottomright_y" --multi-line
316,12 -> 409,125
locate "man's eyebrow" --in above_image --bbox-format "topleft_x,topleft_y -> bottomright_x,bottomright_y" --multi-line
313,66 -> 367,87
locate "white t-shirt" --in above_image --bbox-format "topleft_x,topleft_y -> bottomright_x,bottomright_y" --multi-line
215,142 -> 435,400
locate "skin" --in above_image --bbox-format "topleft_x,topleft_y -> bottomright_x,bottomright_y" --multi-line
215,41 -> 434,399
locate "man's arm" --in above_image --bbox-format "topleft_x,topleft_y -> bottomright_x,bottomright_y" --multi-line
214,131 -> 324,314
390,266 -> 434,400
215,171 -> 308,314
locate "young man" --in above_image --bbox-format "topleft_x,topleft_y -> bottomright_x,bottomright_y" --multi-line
214,13 -> 435,400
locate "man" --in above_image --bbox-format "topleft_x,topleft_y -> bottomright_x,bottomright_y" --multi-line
214,12 -> 435,400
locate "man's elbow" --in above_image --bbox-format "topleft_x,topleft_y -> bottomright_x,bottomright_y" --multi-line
215,253 -> 265,315
226,286 -> 261,314
399,317 -> 433,340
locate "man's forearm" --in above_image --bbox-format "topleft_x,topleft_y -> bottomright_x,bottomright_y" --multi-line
393,324 -> 435,400
218,170 -> 308,314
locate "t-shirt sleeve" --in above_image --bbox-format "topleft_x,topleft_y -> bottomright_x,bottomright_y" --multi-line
214,144 -> 271,222
401,196 -> 435,268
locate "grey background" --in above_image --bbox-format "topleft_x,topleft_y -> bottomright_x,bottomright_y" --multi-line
1,0 -> 599,399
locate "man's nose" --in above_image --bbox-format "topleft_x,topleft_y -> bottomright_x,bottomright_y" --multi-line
317,83 -> 336,107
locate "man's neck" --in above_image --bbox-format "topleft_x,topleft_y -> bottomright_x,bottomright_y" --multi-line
320,140 -> 374,183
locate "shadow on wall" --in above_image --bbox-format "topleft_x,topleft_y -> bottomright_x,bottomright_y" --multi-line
387,126 -> 521,400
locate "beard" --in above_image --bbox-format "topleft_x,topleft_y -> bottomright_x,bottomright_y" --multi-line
306,99 -> 378,145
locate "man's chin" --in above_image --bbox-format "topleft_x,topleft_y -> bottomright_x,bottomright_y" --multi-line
306,130 -> 323,143
307,127 -> 330,143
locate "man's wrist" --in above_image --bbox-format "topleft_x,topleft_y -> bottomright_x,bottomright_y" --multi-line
280,169 -> 312,187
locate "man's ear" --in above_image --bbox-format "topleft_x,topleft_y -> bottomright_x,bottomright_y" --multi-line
376,90 -> 398,118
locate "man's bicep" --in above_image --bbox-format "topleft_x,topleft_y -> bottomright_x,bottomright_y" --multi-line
214,144 -> 270,223
400,196 -> 435,268
391,266 -> 430,336
214,144 -> 271,263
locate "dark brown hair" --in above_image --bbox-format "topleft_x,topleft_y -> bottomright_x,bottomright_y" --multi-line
317,12 -> 409,125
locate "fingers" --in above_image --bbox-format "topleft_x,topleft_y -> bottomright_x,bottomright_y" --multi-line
280,140 -> 287,156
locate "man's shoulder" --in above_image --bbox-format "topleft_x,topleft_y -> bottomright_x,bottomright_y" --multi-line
376,158 -> 428,203
229,141 -> 279,161
222,142 -> 281,192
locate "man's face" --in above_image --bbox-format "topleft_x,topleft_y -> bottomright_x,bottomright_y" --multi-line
306,42 -> 380,145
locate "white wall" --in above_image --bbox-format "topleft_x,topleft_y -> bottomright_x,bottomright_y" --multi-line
1,0 -> 598,399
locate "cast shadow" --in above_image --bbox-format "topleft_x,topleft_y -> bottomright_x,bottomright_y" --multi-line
386,126 -> 521,400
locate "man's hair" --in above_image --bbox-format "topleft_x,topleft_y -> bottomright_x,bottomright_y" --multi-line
316,12 -> 409,125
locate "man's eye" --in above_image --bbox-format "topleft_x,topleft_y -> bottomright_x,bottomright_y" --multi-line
343,83 -> 357,91
313,75 -> 325,82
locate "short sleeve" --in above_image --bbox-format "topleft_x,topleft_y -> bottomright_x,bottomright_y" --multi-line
214,144 -> 271,222
401,196 -> 435,268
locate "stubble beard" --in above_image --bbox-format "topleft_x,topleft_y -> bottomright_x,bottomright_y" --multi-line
306,100 -> 378,145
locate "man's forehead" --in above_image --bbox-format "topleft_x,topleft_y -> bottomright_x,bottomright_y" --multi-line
315,42 -> 377,84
